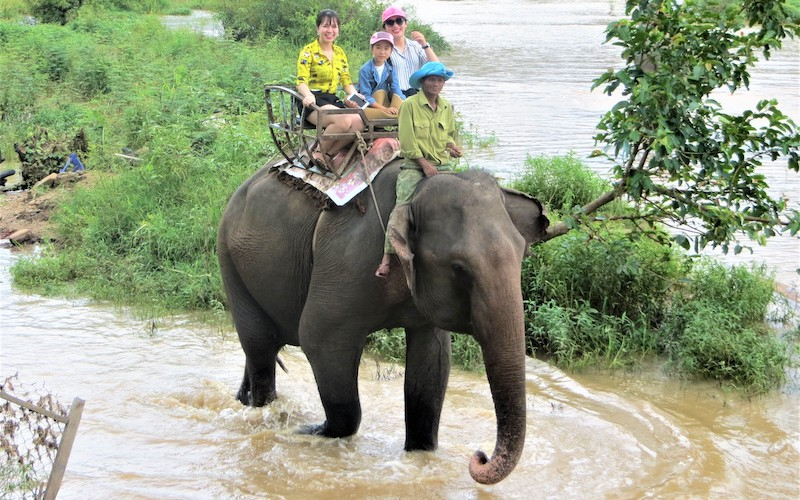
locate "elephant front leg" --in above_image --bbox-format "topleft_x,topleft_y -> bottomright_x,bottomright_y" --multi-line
301,333 -> 364,438
404,327 -> 452,451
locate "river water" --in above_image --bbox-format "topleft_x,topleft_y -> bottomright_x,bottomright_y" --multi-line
1,2 -> 799,498
2,247 -> 798,498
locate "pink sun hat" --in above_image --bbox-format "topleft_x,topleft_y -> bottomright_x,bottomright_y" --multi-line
370,31 -> 394,46
381,6 -> 407,23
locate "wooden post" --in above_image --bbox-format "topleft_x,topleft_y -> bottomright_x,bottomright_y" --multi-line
44,397 -> 85,500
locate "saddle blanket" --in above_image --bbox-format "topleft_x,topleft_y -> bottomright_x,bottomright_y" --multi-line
276,138 -> 400,206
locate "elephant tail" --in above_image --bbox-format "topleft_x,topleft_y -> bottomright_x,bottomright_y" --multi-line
277,355 -> 289,374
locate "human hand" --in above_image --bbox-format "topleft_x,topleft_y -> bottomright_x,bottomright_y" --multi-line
385,107 -> 399,115
448,144 -> 463,158
421,160 -> 439,177
410,31 -> 427,46
302,95 -> 315,107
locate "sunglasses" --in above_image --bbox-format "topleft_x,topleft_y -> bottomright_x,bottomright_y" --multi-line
384,17 -> 406,27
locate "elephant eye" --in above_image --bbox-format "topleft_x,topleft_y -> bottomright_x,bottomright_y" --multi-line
451,261 -> 473,288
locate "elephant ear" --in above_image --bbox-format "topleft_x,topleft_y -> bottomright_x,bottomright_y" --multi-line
387,203 -> 416,294
501,187 -> 550,255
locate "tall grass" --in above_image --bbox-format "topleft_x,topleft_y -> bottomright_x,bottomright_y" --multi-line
4,8 -> 281,310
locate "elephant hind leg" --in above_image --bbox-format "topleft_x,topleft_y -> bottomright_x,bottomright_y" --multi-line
236,370 -> 251,405
243,349 -> 280,407
219,241 -> 287,407
404,326 -> 451,451
223,281 -> 284,407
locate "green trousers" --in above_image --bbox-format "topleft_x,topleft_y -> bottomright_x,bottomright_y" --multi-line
384,163 -> 450,254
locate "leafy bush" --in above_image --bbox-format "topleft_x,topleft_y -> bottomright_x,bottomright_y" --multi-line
511,154 -> 794,392
521,228 -> 682,369
26,0 -> 83,24
661,299 -> 792,393
524,300 -> 653,369
366,330 -> 483,372
523,229 -> 686,323
680,259 -> 776,324
507,152 -> 614,214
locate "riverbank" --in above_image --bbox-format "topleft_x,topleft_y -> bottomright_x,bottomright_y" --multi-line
0,170 -> 93,246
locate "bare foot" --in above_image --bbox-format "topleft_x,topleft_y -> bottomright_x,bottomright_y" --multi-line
310,149 -> 329,169
375,258 -> 390,278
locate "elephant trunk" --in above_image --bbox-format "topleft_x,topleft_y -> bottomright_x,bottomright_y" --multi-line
468,279 -> 527,485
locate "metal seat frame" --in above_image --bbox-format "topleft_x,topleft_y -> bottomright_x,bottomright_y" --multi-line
265,85 -> 398,177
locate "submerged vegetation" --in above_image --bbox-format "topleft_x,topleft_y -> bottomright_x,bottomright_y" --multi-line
1,0 -> 797,394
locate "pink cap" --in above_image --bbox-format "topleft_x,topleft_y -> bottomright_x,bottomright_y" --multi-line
370,31 -> 394,46
381,6 -> 407,23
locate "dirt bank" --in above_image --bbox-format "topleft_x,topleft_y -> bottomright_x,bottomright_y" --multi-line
0,171 -> 91,246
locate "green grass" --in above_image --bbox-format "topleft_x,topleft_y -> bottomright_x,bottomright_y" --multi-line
662,299 -> 793,394
2,3 -> 796,394
508,152 -> 622,215
0,463 -> 44,498
366,329 -> 484,373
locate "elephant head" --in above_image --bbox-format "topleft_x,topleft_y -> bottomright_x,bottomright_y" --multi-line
388,170 -> 549,484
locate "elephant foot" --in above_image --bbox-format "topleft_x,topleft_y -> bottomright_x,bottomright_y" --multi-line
236,387 -> 249,406
297,418 -> 359,439
297,422 -> 327,436
236,383 -> 277,407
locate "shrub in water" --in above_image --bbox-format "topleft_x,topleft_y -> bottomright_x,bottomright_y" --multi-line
661,299 -> 791,393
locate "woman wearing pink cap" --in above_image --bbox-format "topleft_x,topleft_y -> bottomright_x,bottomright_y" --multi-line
296,9 -> 364,171
358,31 -> 405,120
381,5 -> 439,97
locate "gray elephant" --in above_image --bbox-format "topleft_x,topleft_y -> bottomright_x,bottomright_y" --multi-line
217,159 -> 549,484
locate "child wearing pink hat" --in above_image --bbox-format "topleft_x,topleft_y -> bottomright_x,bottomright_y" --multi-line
358,31 -> 406,120
381,5 -> 439,97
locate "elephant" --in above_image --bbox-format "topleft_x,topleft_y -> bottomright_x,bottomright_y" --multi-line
216,158 -> 549,484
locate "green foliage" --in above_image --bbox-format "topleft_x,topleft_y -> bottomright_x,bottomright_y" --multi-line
0,462 -> 42,498
520,230 -> 795,393
521,228 -> 683,368
26,0 -> 83,24
512,155 -> 794,391
661,299 -> 792,394
681,259 -> 776,323
365,329 -> 405,363
591,0 -> 800,252
0,0 -> 27,18
451,333 -> 484,372
523,229 -> 686,323
365,330 -> 483,371
524,300 -> 654,369
2,9 -> 276,310
215,0 -> 448,55
508,152 -> 615,214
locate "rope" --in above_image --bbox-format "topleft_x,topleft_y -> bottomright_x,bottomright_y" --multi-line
355,131 -> 387,235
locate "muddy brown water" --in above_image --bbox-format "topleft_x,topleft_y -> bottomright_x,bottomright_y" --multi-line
1,248 -> 799,498
1,2 -> 798,498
